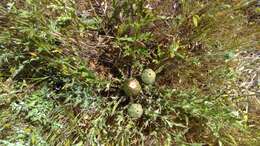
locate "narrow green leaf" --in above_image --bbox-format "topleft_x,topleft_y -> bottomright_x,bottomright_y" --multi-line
193,15 -> 200,27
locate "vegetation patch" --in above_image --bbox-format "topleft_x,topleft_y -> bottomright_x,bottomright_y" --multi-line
0,0 -> 259,145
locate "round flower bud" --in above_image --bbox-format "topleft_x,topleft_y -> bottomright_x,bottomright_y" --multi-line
127,103 -> 143,118
141,68 -> 156,85
123,78 -> 142,97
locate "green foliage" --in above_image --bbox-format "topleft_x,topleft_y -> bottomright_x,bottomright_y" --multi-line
0,0 -> 103,145
11,88 -> 54,125
0,0 -> 88,81
87,87 -> 244,145
0,0 -> 258,145
0,126 -> 47,146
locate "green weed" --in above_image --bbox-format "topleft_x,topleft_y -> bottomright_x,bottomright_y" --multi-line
0,0 -> 258,145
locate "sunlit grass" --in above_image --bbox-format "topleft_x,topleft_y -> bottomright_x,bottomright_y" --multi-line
0,0 -> 258,145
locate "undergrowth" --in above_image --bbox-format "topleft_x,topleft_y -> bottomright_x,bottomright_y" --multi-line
0,0 -> 258,145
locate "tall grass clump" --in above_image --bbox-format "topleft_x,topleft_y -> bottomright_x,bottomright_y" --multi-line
0,0 -> 258,145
